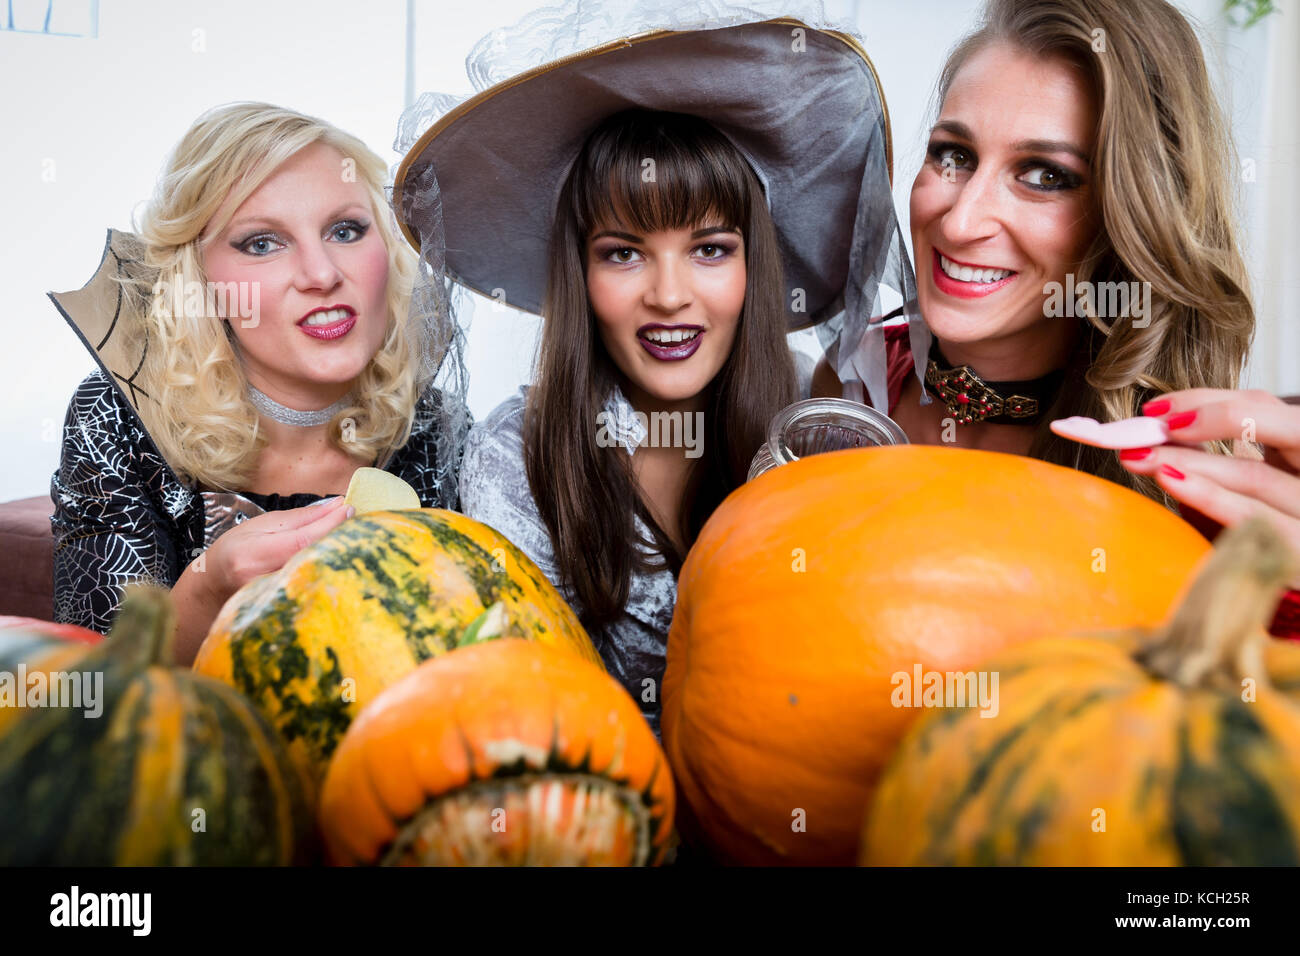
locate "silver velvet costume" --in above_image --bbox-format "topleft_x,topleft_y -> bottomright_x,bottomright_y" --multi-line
460,385 -> 675,737
460,360 -> 813,738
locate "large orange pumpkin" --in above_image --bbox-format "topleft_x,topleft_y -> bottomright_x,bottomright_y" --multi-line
863,517 -> 1300,865
320,639 -> 675,866
661,444 -> 1212,865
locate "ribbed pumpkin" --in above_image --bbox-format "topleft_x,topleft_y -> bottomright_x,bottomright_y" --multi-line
320,639 -> 674,865
195,509 -> 601,790
662,445 -> 1212,865
0,619 -> 102,739
863,517 -> 1300,865
0,586 -> 312,865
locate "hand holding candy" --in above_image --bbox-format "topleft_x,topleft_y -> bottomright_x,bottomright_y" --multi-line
1049,415 -> 1171,450
1113,389 -> 1300,590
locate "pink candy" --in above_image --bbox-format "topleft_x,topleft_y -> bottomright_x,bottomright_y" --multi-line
1049,415 -> 1171,450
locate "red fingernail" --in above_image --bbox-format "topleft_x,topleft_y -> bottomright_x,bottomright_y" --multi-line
1160,464 -> 1186,480
1166,410 -> 1197,430
1119,447 -> 1152,461
1143,399 -> 1171,416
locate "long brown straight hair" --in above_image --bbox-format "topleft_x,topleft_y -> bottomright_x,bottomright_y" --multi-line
524,109 -> 796,627
937,0 -> 1254,507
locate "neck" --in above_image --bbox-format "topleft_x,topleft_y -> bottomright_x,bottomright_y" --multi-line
934,319 -> 1079,382
619,378 -> 709,420
245,370 -> 354,414
256,415 -> 333,448
245,371 -> 355,447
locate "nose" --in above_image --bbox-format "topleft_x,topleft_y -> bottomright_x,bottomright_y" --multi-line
939,164 -> 1003,246
292,237 -> 344,294
643,256 -> 692,313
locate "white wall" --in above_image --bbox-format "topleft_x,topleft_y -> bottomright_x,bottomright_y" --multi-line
1,0 -> 1293,502
0,0 -> 408,501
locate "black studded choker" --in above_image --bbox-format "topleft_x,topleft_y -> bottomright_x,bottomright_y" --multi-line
923,338 -> 1066,426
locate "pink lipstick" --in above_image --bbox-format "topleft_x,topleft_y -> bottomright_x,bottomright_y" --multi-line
298,306 -> 356,341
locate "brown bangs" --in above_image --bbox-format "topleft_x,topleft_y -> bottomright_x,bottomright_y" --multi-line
566,109 -> 756,240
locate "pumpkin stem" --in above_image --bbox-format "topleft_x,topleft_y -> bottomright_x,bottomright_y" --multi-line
105,584 -> 178,670
1136,517 -> 1296,690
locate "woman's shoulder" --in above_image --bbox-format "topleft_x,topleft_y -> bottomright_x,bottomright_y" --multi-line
464,389 -> 529,462
67,366 -> 135,430
458,388 -> 558,577
54,366 -> 198,524
381,387 -> 472,510
62,366 -> 168,471
475,388 -> 528,434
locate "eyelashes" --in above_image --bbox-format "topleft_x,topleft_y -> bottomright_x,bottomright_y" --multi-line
926,140 -> 1084,192
232,219 -> 372,256
598,241 -> 739,264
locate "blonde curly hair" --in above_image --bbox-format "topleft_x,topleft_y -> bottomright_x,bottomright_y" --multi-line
119,102 -> 425,491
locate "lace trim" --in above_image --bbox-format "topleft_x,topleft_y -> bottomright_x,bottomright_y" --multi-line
395,0 -> 855,154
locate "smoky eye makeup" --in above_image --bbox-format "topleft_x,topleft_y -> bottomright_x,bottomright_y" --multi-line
1017,161 -> 1085,192
232,231 -> 284,256
926,140 -> 976,170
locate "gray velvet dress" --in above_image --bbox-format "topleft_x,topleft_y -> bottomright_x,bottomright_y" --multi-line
459,385 -> 675,737
459,356 -> 814,737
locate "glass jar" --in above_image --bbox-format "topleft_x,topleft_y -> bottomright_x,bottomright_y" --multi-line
747,397 -> 908,481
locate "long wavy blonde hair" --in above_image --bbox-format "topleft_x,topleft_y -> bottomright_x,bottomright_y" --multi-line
119,102 -> 422,491
938,0 -> 1254,506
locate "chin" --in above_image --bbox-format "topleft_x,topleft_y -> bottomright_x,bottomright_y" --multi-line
633,376 -> 712,406
920,298 -> 1021,345
298,351 -> 373,381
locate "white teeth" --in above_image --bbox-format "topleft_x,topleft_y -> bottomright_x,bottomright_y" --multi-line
939,254 -> 1013,284
303,308 -> 351,326
643,328 -> 700,344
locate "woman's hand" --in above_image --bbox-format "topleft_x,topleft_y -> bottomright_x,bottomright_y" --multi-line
1119,388 -> 1300,588
170,496 -> 354,664
205,496 -> 355,596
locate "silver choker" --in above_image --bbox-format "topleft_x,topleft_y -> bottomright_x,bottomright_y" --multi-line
248,385 -> 354,427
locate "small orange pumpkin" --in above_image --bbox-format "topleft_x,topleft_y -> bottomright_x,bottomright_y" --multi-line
863,517 -> 1300,865
662,445 -> 1212,865
319,639 -> 675,866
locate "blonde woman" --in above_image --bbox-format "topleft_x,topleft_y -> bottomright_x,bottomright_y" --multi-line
49,103 -> 467,662
814,0 -> 1299,637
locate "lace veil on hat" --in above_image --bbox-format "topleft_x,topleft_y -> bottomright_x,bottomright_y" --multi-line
393,0 -> 930,412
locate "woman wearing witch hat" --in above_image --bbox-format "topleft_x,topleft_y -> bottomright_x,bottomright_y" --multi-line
49,103 -> 469,662
393,0 -> 915,733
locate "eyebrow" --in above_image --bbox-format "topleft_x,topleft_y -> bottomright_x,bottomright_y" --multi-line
226,203 -> 371,235
930,120 -> 1091,165
589,225 -> 738,243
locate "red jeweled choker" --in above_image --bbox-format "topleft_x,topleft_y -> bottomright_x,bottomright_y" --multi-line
923,339 -> 1066,426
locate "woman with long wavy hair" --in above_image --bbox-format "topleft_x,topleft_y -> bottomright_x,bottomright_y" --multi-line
50,102 -> 467,662
814,0 -> 1300,635
461,109 -> 797,736
418,6 -> 908,732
